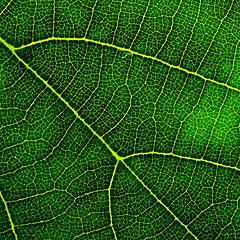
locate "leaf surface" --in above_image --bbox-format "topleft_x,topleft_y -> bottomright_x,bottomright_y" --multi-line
0,0 -> 240,239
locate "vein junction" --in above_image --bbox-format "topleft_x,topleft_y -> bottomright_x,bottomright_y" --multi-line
1,35 -> 239,240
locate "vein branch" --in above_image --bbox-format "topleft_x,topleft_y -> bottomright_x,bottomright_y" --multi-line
11,36 -> 240,94
129,0 -> 151,49
84,0 -> 98,38
196,0 -> 235,72
108,160 -> 119,239
0,36 -> 120,162
52,0 -> 56,37
122,151 -> 240,172
0,191 -> 18,240
0,0 -> 14,16
120,160 -> 199,240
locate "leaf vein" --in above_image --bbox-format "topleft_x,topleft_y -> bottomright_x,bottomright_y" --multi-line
10,36 -> 240,94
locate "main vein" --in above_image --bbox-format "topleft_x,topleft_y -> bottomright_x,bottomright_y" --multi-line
0,36 -> 199,238
12,36 -> 240,94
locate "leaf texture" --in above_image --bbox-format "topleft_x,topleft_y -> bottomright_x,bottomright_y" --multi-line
0,0 -> 240,239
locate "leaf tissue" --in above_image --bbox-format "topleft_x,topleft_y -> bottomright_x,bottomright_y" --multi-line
0,0 -> 240,239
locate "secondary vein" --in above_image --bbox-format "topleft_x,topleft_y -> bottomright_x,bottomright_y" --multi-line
0,191 -> 18,240
11,36 -> 240,94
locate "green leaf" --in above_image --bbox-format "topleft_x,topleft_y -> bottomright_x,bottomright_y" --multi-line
0,0 -> 240,239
